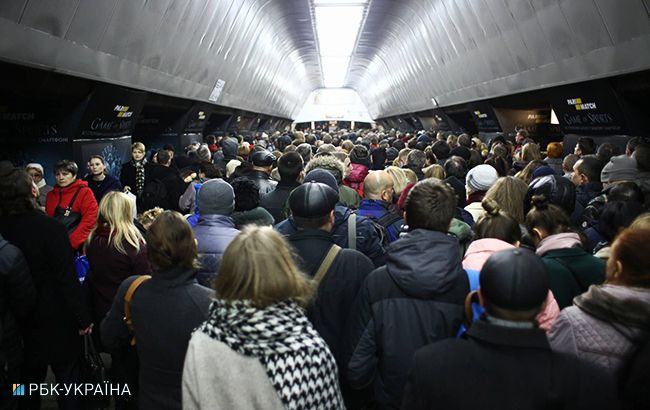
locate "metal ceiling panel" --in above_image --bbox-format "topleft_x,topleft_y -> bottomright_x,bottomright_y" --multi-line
0,1 -> 28,22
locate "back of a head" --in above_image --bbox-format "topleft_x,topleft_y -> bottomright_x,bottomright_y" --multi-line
198,179 -> 235,216
304,155 -> 344,184
525,174 -> 576,216
458,134 -> 472,148
404,179 -> 456,232
96,191 -> 142,254
484,176 -> 528,224
157,149 -> 172,165
522,143 -> 542,162
598,201 -> 645,242
278,152 -> 304,181
562,154 -> 579,172
634,143 -> 650,172
406,149 -> 426,169
608,181 -> 644,204
444,156 -> 467,180
0,164 -> 37,216
215,225 -> 313,307
475,199 -> 521,244
525,195 -> 570,236
480,248 -> 549,319
466,164 -> 498,193
546,142 -> 564,159
596,143 -> 620,164
231,177 -> 261,211
608,228 -> 650,287
431,140 -> 451,161
296,143 -> 313,164
289,182 -> 338,229
576,137 -> 596,155
484,156 -> 509,177
146,211 -> 197,271
199,162 -> 222,179
576,155 -> 604,183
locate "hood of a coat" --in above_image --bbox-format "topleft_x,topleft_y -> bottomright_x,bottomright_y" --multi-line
197,213 -> 236,228
576,284 -> 650,335
347,163 -> 369,183
385,229 -> 463,298
463,238 -> 515,271
221,138 -> 238,160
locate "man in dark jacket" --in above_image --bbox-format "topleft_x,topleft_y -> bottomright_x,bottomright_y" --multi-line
214,137 -> 238,174
275,169 -> 386,267
345,179 -> 469,409
0,163 -> 91,410
191,179 -> 239,287
246,149 -> 277,196
357,170 -> 404,243
260,151 -> 303,222
570,154 -> 604,225
143,149 -> 187,211
401,248 -> 617,410
0,234 -> 36,393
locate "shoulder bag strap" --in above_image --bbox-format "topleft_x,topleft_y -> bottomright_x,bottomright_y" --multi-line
347,212 -> 357,250
65,187 -> 84,210
124,275 -> 151,346
313,245 -> 341,286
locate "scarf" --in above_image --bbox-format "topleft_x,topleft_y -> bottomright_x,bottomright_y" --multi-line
132,159 -> 146,196
536,232 -> 582,256
36,178 -> 47,189
575,285 -> 650,334
199,299 -> 344,410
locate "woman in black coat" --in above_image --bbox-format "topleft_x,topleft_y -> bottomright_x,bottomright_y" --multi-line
0,162 -> 91,409
120,142 -> 147,197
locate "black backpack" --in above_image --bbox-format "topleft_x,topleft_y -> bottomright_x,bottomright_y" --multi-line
140,179 -> 169,211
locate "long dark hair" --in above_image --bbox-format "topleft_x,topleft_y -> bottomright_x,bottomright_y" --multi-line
0,162 -> 39,216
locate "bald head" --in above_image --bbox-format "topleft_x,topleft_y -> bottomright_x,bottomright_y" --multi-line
364,170 -> 394,202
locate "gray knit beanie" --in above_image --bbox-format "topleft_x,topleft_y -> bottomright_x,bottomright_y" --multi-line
198,179 -> 235,215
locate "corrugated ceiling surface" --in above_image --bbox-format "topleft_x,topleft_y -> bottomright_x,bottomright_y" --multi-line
348,0 -> 650,118
0,0 -> 321,118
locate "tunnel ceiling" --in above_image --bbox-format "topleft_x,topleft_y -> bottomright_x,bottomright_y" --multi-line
1,1 -> 650,121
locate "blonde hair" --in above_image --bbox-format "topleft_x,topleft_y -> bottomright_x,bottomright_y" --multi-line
132,142 -> 145,152
215,226 -> 314,307
139,207 -> 164,227
403,168 -> 418,184
423,164 -> 445,180
393,148 -> 411,167
447,134 -> 458,148
522,143 -> 542,162
88,191 -> 144,255
385,166 -> 410,197
631,213 -> 650,231
484,176 -> 529,224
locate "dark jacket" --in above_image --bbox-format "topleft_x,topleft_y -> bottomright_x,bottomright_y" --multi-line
402,319 -> 617,410
231,206 -> 275,229
192,214 -> 239,287
86,225 -> 151,324
144,163 -> 187,211
120,161 -> 140,193
260,179 -> 301,222
101,268 -> 214,410
571,181 -> 603,226
0,234 -> 36,370
45,179 -> 99,250
541,248 -> 606,309
287,229 -> 374,369
214,138 -> 238,174
275,204 -> 386,267
0,211 -> 91,364
84,174 -> 122,204
246,170 -> 277,197
345,229 -> 469,409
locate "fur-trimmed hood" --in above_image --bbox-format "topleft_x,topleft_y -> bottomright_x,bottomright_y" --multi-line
304,154 -> 345,184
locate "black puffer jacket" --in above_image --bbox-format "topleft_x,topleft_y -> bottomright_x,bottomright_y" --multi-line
0,234 -> 36,370
345,229 -> 468,409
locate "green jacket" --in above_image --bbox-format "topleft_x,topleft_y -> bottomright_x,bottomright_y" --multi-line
339,184 -> 361,209
541,248 -> 606,309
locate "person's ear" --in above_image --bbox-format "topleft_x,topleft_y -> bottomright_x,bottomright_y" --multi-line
329,209 -> 335,225
532,228 -> 545,240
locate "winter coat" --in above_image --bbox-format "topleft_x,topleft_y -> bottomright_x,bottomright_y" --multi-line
287,229 -> 374,371
539,246 -> 606,309
0,210 -> 91,364
101,268 -> 214,410
120,161 -> 143,193
83,174 -> 122,204
259,179 -> 300,222
85,225 -> 151,324
182,332 -> 285,410
463,201 -> 485,224
449,217 -> 473,257
45,179 -> 98,250
339,184 -> 361,209
231,207 -> 275,229
571,181 -> 603,226
0,234 -> 36,370
345,229 -> 469,409
192,214 -> 239,287
214,138 -> 238,175
144,163 -> 187,211
462,239 -> 560,331
343,163 -> 369,197
356,199 -> 405,243
549,284 -> 650,377
246,170 -> 277,197
275,205 -> 386,267
401,319 -> 617,410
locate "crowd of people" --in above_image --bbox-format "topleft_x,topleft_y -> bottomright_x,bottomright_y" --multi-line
1,127 -> 649,410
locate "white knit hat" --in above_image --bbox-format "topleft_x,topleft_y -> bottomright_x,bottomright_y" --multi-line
466,164 -> 498,193
25,163 -> 44,175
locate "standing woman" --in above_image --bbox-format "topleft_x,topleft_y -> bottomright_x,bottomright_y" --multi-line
84,155 -> 122,203
121,142 -> 147,197
183,226 -> 344,410
102,211 -> 213,410
45,160 -> 98,251
86,191 -> 151,328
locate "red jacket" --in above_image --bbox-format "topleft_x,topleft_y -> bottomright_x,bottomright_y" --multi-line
46,179 -> 98,250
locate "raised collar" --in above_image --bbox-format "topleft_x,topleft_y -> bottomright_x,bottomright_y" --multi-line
288,228 -> 334,244
466,319 -> 550,350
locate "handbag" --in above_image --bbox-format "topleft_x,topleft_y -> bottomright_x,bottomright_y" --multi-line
52,186 -> 83,234
74,252 -> 90,283
79,334 -> 110,409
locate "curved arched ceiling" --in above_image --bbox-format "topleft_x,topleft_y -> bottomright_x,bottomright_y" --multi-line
348,0 -> 650,119
0,0 -> 322,118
